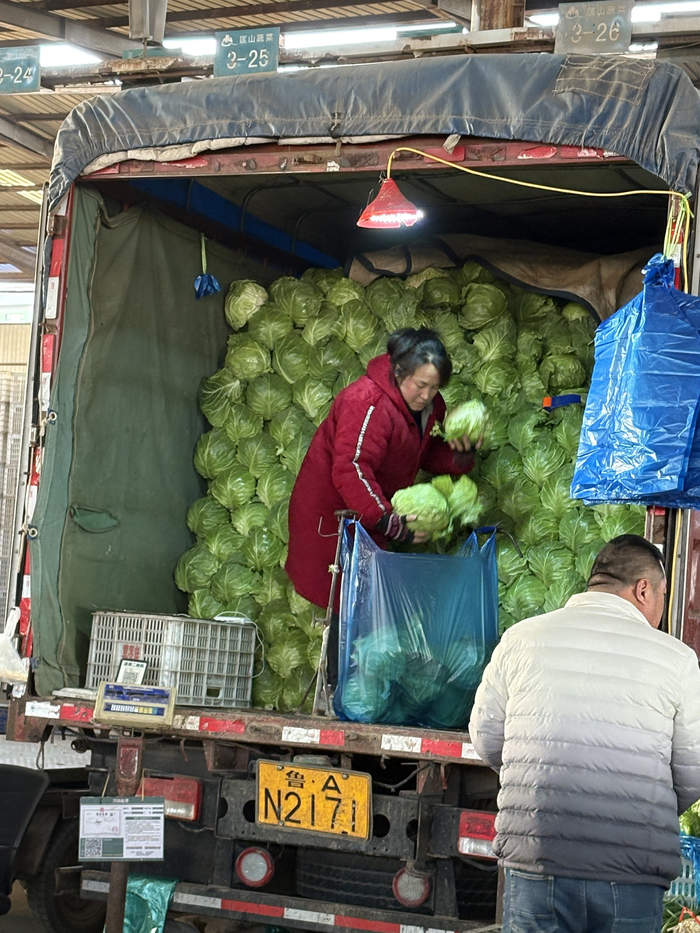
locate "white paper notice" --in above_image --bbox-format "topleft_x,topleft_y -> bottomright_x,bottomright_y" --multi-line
79,796 -> 164,861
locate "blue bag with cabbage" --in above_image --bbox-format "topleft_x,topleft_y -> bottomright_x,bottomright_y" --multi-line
333,521 -> 498,729
571,254 -> 700,507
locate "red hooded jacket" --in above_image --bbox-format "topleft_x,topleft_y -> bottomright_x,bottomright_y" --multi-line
285,354 -> 474,608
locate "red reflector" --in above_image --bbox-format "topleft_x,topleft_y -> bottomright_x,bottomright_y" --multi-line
139,775 -> 202,821
458,810 -> 497,860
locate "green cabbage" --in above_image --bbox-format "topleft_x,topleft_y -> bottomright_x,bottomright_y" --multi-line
222,405 -> 263,444
342,300 -> 379,352
516,513 -> 559,549
253,666 -> 284,708
230,501 -> 269,537
188,588 -> 224,620
278,432 -> 312,475
553,405 -> 584,458
516,291 -> 557,325
391,483 -> 450,534
480,408 -> 509,451
193,428 -> 238,479
326,277 -> 366,308
247,303 -> 293,348
205,523 -> 244,562
474,360 -> 519,398
526,544 -> 574,587
558,509 -> 601,552
198,368 -> 243,427
246,373 -> 292,420
405,267 -> 449,289
460,283 -> 508,329
210,559 -> 260,603
447,475 -> 480,525
317,337 -> 360,375
253,567 -> 290,606
432,309 -> 465,354
301,266 -> 344,294
256,600 -> 294,642
186,496 -> 229,538
224,280 -> 268,330
521,435 -> 567,484
575,541 -> 603,581
219,595 -> 259,620
539,352 -> 586,393
269,501 -> 289,543
561,301 -> 592,323
503,573 -> 546,621
302,303 -> 345,346
431,475 -> 455,498
257,465 -> 294,509
515,330 -> 544,369
539,472 -> 577,520
272,333 -> 311,384
443,399 -> 488,442
507,410 -> 546,454
592,504 -> 646,540
242,527 -> 286,571
543,577 -> 584,613
280,665 -> 315,712
421,276 -> 461,309
225,336 -> 271,381
356,333 -> 390,369
293,377 -> 333,423
366,278 -> 411,319
266,630 -> 309,678
472,315 -> 517,362
480,445 -> 522,492
519,369 -> 547,404
269,407 -> 315,449
269,277 -> 324,325
497,541 -> 528,585
500,480 -> 541,524
175,543 -> 220,593
236,433 -> 278,477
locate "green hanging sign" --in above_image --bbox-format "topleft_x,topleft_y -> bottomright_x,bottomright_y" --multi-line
0,47 -> 40,93
214,28 -> 280,77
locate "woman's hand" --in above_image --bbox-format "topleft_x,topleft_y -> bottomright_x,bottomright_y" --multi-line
408,516 -> 430,544
448,434 -> 483,453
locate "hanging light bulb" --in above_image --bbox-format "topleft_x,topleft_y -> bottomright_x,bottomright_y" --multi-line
356,178 -> 424,228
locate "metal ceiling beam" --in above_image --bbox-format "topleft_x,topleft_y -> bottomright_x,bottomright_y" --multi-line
0,162 -> 48,170
0,113 -> 67,122
86,0 -> 433,28
0,222 -> 39,229
0,115 -> 53,159
0,232 -> 36,273
0,0 -> 140,57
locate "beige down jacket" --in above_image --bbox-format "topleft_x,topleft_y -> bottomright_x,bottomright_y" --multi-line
468,591 -> 700,886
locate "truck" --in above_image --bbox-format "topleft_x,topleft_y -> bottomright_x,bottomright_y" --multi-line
3,50 -> 700,933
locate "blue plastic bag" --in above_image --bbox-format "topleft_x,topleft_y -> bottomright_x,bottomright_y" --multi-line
572,254 -> 700,506
334,521 -> 498,729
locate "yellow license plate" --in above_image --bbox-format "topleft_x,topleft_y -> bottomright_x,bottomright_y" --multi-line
256,760 -> 371,839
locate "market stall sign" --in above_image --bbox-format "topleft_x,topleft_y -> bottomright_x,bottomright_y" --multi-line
214,28 -> 280,77
256,760 -> 371,839
555,0 -> 633,53
79,797 -> 165,861
0,47 -> 40,94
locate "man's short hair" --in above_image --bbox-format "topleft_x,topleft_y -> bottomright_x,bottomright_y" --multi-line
588,534 -> 665,589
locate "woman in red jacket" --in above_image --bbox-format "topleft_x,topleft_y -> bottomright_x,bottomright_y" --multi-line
285,327 -> 479,613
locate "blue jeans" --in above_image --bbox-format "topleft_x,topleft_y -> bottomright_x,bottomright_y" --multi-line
502,868 -> 666,933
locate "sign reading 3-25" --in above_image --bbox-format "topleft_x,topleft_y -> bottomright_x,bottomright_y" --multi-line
214,28 -> 280,77
0,47 -> 40,93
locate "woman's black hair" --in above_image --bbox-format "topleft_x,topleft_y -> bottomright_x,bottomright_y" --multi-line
387,327 -> 452,387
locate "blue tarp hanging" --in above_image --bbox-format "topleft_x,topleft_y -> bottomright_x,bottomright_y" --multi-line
50,54 -> 700,212
571,255 -> 700,507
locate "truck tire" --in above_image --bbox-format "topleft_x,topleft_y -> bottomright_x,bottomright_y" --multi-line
296,849 -> 429,913
26,820 -> 106,933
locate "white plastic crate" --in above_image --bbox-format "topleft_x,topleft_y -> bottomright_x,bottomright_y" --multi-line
85,610 -> 257,708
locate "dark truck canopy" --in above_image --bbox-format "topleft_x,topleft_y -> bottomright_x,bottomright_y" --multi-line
32,52 -> 700,695
50,53 -> 700,211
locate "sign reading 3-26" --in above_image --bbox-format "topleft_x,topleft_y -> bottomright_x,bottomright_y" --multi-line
214,28 -> 280,77
0,47 -> 41,93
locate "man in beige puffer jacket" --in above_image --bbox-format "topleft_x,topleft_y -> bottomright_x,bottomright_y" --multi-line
469,533 -> 700,933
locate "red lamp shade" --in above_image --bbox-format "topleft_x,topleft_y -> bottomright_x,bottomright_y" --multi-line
356,178 -> 423,228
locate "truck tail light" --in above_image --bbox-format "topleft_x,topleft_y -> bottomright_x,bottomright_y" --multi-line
458,810 -> 497,859
392,867 -> 431,907
235,847 -> 274,888
139,775 -> 202,821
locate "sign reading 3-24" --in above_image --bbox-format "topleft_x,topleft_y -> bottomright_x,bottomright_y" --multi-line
0,46 -> 40,93
214,28 -> 280,77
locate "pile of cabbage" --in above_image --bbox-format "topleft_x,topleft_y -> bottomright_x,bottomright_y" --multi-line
174,262 -> 643,712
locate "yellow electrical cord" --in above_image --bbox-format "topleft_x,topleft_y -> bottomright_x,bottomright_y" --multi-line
667,509 -> 682,634
385,146 -> 693,292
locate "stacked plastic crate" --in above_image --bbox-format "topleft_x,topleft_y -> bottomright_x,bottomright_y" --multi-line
0,372 -> 25,616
